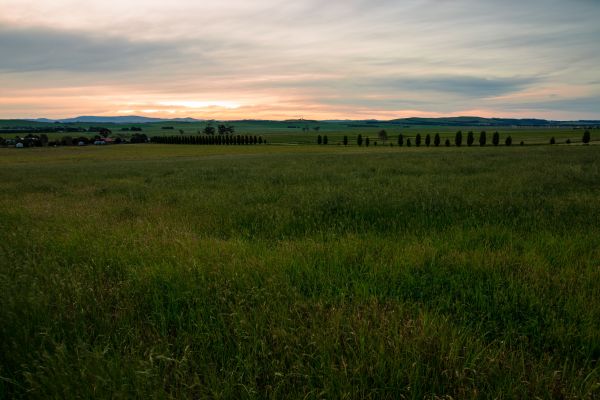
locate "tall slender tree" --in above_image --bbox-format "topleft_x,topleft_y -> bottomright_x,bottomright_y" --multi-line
455,130 -> 463,146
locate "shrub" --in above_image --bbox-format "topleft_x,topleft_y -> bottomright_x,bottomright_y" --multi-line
425,134 -> 431,146
505,136 -> 512,146
357,134 -> 363,146
323,135 -> 328,145
398,134 -> 404,146
479,131 -> 487,146
550,137 -> 556,145
467,131 -> 474,146
455,130 -> 463,146
583,130 -> 591,144
343,136 -> 348,146
520,141 -> 524,146
415,134 -> 421,147
492,132 -> 500,146
317,135 -> 322,145
365,137 -> 370,147
445,139 -> 451,147
566,139 -> 571,144
406,138 -> 411,147
434,134 -> 441,147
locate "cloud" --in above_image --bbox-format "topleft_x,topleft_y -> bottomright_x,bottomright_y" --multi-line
0,26 -> 184,72
0,0 -> 599,119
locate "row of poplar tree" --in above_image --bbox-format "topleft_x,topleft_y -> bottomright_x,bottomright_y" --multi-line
317,130 -> 592,146
150,135 -> 265,145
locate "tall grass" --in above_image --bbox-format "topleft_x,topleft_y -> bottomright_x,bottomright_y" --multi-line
1,145 -> 599,398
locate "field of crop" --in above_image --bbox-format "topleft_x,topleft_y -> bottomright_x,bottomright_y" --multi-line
1,143 -> 599,398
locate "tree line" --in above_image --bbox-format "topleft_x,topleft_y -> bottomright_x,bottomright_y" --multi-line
315,130 -> 592,147
150,135 -> 265,145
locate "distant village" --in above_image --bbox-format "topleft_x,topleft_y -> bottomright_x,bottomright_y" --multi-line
0,125 -> 148,148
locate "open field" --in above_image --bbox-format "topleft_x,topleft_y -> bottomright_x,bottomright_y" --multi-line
1,119 -> 597,145
1,144 -> 600,398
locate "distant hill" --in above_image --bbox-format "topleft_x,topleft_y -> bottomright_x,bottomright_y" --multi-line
385,116 -> 599,126
28,116 -> 204,124
8,115 -> 599,127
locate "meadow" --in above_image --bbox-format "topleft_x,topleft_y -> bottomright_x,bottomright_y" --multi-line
1,142 -> 600,398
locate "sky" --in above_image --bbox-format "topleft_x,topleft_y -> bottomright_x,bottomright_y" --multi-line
1,0 -> 599,120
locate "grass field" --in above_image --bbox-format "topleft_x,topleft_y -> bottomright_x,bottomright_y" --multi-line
1,119 -> 596,146
1,144 -> 600,398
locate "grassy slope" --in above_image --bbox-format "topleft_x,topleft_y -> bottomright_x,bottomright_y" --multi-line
1,144 -> 599,398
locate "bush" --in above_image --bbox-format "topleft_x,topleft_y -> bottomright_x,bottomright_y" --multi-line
455,131 -> 463,146
566,139 -> 571,144
365,137 -> 370,147
492,132 -> 500,146
425,134 -> 431,146
406,138 -> 411,147
434,134 -> 440,147
583,130 -> 591,144
317,135 -> 322,145
520,141 -> 524,146
467,131 -> 474,146
397,134 -> 404,146
415,134 -> 421,147
505,136 -> 512,146
323,135 -> 328,145
445,139 -> 451,147
357,134 -> 363,146
479,131 -> 487,146
343,136 -> 348,146
550,137 -> 556,145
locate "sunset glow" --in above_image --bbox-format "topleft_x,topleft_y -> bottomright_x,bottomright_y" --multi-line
1,0 -> 599,120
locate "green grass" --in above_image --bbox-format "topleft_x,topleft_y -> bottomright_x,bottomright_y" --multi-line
1,144 -> 599,398
2,119 -> 597,145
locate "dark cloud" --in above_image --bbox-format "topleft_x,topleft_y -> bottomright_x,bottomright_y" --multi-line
255,75 -> 535,99
0,26 -> 184,72
377,76 -> 536,97
498,96 -> 600,114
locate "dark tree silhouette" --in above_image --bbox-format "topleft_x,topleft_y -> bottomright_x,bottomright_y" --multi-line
378,129 -> 388,143
398,134 -> 404,146
492,131 -> 500,146
467,131 -> 474,146
455,130 -> 462,146
479,131 -> 487,146
445,139 -> 451,147
505,136 -> 512,146
203,125 -> 215,135
343,136 -> 348,146
425,134 -> 431,146
550,137 -> 556,145
583,130 -> 591,144
434,133 -> 441,147
416,134 -> 421,147
323,135 -> 328,145
317,135 -> 322,145
357,134 -> 363,146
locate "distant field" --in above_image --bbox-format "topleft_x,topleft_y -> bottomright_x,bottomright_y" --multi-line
1,119 -> 596,145
1,144 -> 599,398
